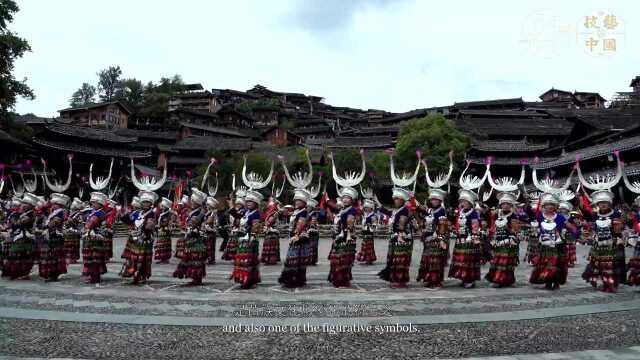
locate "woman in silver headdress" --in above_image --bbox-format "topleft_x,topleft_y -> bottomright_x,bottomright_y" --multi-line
449,160 -> 488,288
623,161 -> 640,286
416,153 -> 453,288
2,192 -> 38,279
38,193 -> 70,281
173,188 -> 208,285
261,177 -> 285,265
120,191 -> 157,284
82,192 -> 109,283
155,197 -> 176,264
377,149 -> 421,288
63,197 -> 85,264
357,187 -> 378,265
327,151 -> 365,288
577,155 -> 624,292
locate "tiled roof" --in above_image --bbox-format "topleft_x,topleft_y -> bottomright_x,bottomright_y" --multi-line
58,101 -> 132,115
472,139 -> 550,152
467,156 -> 555,166
180,122 -> 249,138
173,136 -> 251,151
0,130 -> 27,146
291,125 -> 333,135
572,109 -> 640,131
45,123 -> 137,143
328,135 -> 394,149
454,97 -> 524,109
32,137 -> 150,158
167,155 -> 208,165
456,118 -> 574,136
115,128 -> 178,140
534,134 -> 640,169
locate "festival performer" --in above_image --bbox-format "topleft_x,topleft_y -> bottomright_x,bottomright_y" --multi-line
222,177 -> 246,261
2,193 -> 38,279
623,162 -> 640,286
327,150 -> 365,288
529,193 -> 567,290
204,196 -> 218,265
577,155 -> 625,293
173,188 -> 207,285
485,192 -> 520,287
32,196 -> 48,266
175,194 -> 190,260
121,196 -> 141,260
306,193 -> 321,266
357,187 -> 378,265
38,193 -> 69,281
201,159 -> 220,265
154,197 -> 175,264
231,157 -> 271,289
0,197 -> 21,270
86,157 -> 114,262
557,190 -> 579,267
524,192 -> 542,265
120,191 -> 157,284
449,160 -> 488,289
483,162 -> 525,287
82,192 -> 109,284
261,192 -> 282,265
63,197 -> 85,264
416,154 -> 453,288
104,199 -> 118,262
278,152 -> 314,287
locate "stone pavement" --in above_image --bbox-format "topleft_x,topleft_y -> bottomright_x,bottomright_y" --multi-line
1,235 -> 639,358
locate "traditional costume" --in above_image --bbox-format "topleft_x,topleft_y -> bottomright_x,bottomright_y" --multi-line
357,188 -> 378,265
63,197 -> 85,263
155,197 -> 175,263
82,192 -> 109,283
173,188 -> 207,285
624,165 -> 640,286
120,191 -> 157,283
529,193 -> 567,289
38,193 -> 69,281
2,193 -> 37,279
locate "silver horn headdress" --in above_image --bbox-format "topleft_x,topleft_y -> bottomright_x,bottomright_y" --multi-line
423,151 -> 453,190
242,155 -> 273,191
458,159 -> 489,204
42,154 -> 73,193
622,161 -> 640,205
89,158 -> 114,191
486,159 -> 525,193
390,149 -> 421,189
330,149 -> 366,189
306,173 -> 322,200
576,152 -> 622,192
280,149 -> 313,190
201,158 -> 219,196
532,158 -> 574,194
20,167 -> 38,194
131,158 -> 167,192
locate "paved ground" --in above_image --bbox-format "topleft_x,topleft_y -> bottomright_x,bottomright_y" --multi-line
1,235 -> 639,359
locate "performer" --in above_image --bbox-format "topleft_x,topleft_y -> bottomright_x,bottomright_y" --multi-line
417,188 -> 449,288
0,197 -> 21,271
557,192 -> 579,267
216,201 -> 230,254
204,196 -> 218,265
261,194 -> 281,265
577,155 -> 625,293
627,196 -> 640,285
581,190 -> 624,292
82,192 -> 109,284
378,187 -> 414,288
175,195 -> 190,260
485,192 -> 520,287
357,189 -> 378,265
231,189 -> 263,289
529,193 -> 567,290
173,189 -> 207,285
329,186 -> 358,288
104,199 -> 118,262
306,196 -> 320,266
38,193 -> 69,281
2,193 -> 38,279
278,189 -> 309,288
120,191 -> 156,284
63,197 -> 85,264
32,196 -> 48,266
121,196 -> 141,260
222,188 -> 246,261
524,193 -> 542,265
154,197 -> 175,264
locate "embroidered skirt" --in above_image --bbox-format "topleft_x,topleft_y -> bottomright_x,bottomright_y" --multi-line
261,230 -> 280,265
231,235 -> 261,288
356,230 -> 377,264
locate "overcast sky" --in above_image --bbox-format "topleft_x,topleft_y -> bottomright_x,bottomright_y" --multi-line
11,0 -> 640,117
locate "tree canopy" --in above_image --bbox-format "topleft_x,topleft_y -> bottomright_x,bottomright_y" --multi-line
69,83 -> 96,107
0,0 -> 34,120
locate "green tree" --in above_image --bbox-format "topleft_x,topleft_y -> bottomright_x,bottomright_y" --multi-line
69,82 -> 96,107
97,65 -> 122,101
115,78 -> 144,108
0,0 -> 34,118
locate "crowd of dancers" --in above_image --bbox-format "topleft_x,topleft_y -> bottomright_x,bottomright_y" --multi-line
2,149 -> 640,293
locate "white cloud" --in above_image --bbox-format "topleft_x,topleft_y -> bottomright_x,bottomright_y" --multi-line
12,0 -> 640,116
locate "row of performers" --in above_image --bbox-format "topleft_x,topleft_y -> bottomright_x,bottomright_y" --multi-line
1,183 -> 639,292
